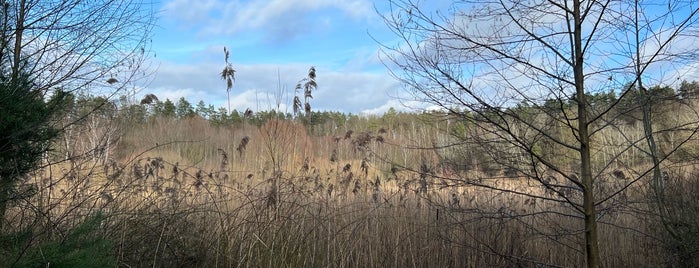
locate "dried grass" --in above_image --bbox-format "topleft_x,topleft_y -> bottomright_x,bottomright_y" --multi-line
4,116 -> 686,267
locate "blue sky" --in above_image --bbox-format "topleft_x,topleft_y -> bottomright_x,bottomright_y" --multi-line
143,0 -> 699,115
145,0 -> 417,115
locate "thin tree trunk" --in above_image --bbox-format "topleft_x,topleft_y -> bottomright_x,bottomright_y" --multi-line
0,2 -> 9,65
573,1 -> 600,267
12,0 -> 25,81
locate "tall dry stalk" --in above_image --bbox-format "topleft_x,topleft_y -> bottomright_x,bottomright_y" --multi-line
220,46 -> 236,115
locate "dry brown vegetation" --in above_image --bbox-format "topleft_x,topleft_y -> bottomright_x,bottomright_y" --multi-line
3,103 -> 698,267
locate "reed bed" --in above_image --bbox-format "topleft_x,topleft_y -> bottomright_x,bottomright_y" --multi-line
3,116 -> 691,267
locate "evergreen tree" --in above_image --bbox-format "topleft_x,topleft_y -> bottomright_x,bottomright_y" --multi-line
229,109 -> 242,125
679,80 -> 699,99
161,99 -> 176,118
175,97 -> 195,119
195,100 -> 211,118
0,72 -> 68,231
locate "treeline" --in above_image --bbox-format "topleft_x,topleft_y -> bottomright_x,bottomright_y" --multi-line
65,93 -> 420,135
78,94 -> 350,128
505,80 -> 699,119
63,80 -> 699,137
425,80 -> 699,178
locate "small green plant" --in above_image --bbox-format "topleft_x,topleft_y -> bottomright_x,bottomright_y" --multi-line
4,213 -> 115,268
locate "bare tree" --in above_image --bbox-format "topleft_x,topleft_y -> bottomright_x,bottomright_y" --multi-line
380,1 -> 699,267
0,0 -> 154,93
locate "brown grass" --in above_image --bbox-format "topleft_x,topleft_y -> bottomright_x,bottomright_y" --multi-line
4,115 -> 691,267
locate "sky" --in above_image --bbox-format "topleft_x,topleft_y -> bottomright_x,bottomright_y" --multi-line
145,0 -> 419,115
143,0 -> 699,116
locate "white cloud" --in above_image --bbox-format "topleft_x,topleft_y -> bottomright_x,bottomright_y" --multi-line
359,99 -> 432,115
146,87 -> 204,103
311,70 -> 402,112
161,0 -> 373,41
143,55 -> 405,114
